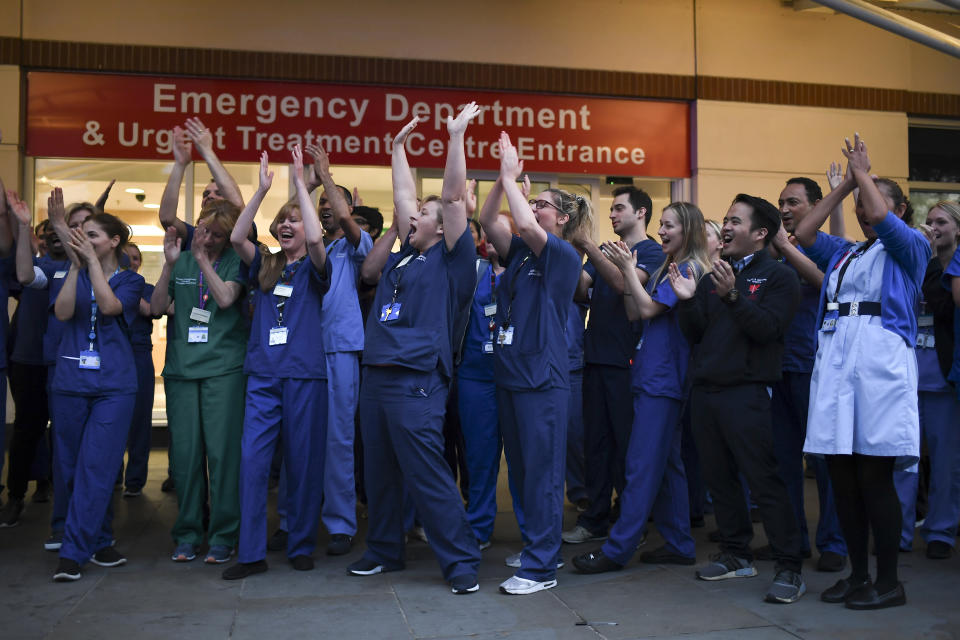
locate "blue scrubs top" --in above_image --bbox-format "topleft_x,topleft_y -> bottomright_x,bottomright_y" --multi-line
631,263 -> 693,400
493,234 -> 581,392
12,256 -> 67,366
362,227 -> 476,380
241,247 -> 332,379
44,261 -> 72,366
458,261 -> 502,383
322,232 -> 373,354
51,268 -> 144,396
129,283 -> 155,353
566,300 -> 587,372
782,243 -> 830,374
583,237 -> 663,368
0,256 -> 12,369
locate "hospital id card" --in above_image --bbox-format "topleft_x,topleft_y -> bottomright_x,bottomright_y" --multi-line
53,270 -> 68,279
379,303 -> 401,322
190,307 -> 212,323
79,350 -> 101,370
273,284 -> 293,297
821,307 -> 839,333
483,341 -> 494,354
497,326 -> 514,345
188,326 -> 209,343
269,326 -> 289,346
483,303 -> 497,317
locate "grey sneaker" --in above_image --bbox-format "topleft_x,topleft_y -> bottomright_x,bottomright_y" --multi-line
499,575 -> 557,595
765,569 -> 806,604
696,552 -> 758,581
561,525 -> 606,544
0,498 -> 24,528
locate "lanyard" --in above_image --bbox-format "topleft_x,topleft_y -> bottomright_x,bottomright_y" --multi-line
197,260 -> 221,311
273,256 -> 306,326
388,251 -> 417,304
88,268 -> 121,351
487,266 -> 500,341
831,239 -> 875,303
503,252 -> 532,328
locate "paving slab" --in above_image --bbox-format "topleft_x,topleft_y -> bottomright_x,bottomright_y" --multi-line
232,593 -> 411,640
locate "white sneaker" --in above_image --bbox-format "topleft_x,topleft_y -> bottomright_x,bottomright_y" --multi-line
504,551 -> 564,569
499,575 -> 558,595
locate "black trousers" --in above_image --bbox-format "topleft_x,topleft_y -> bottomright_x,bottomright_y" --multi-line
6,362 -> 50,500
691,383 -> 803,572
578,363 -> 633,534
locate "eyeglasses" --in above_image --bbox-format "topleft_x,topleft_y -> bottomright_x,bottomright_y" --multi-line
528,199 -> 561,213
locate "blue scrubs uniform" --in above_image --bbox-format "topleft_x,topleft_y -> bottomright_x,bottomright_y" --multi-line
603,266 -> 696,564
494,234 -> 581,581
42,261 -> 72,534
50,268 -> 143,565
0,257 -> 13,491
456,261 -> 525,544
237,249 -> 331,563
320,231 -> 372,539
123,283 -> 155,492
770,241 -> 846,557
578,238 -> 663,535
358,228 -> 480,583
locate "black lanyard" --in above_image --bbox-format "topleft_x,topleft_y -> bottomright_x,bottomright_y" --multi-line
504,251 -> 532,328
273,256 -> 306,326
831,239 -> 876,303
388,251 -> 418,305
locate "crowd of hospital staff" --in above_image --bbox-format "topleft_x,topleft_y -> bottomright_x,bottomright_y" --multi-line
0,104 -> 957,610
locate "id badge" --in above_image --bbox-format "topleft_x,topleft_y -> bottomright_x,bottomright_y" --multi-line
379,303 -> 401,322
273,284 -> 293,298
483,303 -> 497,317
190,307 -> 212,323
497,326 -> 514,345
79,350 -> 101,370
482,341 -> 494,354
188,326 -> 209,343
918,314 -> 934,328
53,270 -> 68,279
269,326 -> 289,346
821,309 -> 839,333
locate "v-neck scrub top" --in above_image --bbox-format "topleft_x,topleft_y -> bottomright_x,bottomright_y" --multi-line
240,248 -> 331,379
493,234 -> 582,391
51,268 -> 144,396
362,228 -> 476,380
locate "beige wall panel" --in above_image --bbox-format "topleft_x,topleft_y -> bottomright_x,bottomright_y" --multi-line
696,101 -> 908,176
0,65 -> 20,146
0,0 -> 20,38
22,0 -> 696,75
697,0 -> 960,93
0,145 -> 20,192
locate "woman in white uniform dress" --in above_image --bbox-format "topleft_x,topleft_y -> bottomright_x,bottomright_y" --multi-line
794,133 -> 929,611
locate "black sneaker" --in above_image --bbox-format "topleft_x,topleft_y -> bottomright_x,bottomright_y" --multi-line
639,545 -> 696,565
222,560 -> 268,580
32,480 -> 51,504
926,540 -> 953,560
572,549 -> 623,574
0,498 -> 24,528
450,574 -> 479,594
816,551 -> 846,572
44,531 -> 63,551
267,528 -> 288,552
53,558 -> 81,582
327,534 -> 352,556
347,558 -> 395,576
90,547 -> 127,567
290,555 -> 314,571
160,476 -> 175,493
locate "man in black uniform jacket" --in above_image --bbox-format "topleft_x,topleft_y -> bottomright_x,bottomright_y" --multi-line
668,194 -> 805,604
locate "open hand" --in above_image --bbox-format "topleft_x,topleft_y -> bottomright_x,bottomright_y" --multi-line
709,259 -> 736,298
305,142 -> 331,182
601,240 -> 636,273
667,262 -> 696,300
6,191 -> 30,226
498,132 -> 522,182
393,117 -> 420,150
447,101 -> 481,136
163,226 -> 181,265
67,225 -> 96,266
842,132 -> 870,175
172,126 -> 192,164
184,117 -> 213,154
258,151 -> 273,192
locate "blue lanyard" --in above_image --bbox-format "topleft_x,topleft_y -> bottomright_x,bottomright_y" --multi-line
88,268 -> 121,351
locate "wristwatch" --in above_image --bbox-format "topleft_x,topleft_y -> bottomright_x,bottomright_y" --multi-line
722,288 -> 739,304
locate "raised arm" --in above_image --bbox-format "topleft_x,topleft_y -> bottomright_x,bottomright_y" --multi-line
8,192 -> 38,284
159,126 -> 192,240
54,262 -> 81,321
478,177 -> 511,258
772,223 -> 824,288
391,118 -> 420,243
499,132 -> 547,256
150,227 -> 178,316
292,145 -> 326,270
825,161 -> 848,239
231,151 -> 271,265
794,160 -> 855,248
360,214 -> 398,285
441,102 -> 480,251
306,142 -> 362,248
94,179 -> 115,213
47,188 -> 81,264
603,240 -> 666,320
184,117 -> 244,209
843,134 -> 888,228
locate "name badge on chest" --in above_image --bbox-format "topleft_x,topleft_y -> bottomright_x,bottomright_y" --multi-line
482,341 -> 494,354
53,270 -> 68,279
273,284 -> 293,298
79,350 -> 101,370
918,314 -> 934,328
190,307 -> 212,323
497,326 -> 514,345
269,326 -> 289,346
483,303 -> 497,317
379,303 -> 401,322
188,326 -> 209,343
